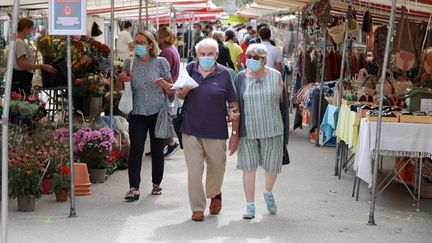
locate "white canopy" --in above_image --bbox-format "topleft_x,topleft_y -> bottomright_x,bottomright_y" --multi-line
0,0 -> 214,13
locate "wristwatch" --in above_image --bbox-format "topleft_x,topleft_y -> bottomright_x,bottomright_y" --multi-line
232,130 -> 238,135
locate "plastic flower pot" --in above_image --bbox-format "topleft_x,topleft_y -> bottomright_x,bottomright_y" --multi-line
55,190 -> 69,202
17,195 -> 36,212
89,169 -> 106,184
41,178 -> 53,194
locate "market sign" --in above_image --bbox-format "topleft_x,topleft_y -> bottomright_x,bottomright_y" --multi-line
48,0 -> 86,35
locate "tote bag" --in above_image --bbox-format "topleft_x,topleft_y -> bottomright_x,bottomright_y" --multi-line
118,58 -> 134,115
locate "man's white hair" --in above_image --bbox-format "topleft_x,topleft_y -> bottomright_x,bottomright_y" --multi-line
195,38 -> 218,53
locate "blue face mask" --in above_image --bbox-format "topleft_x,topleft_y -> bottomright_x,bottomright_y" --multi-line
135,45 -> 147,57
26,33 -> 33,40
246,58 -> 262,72
199,56 -> 216,70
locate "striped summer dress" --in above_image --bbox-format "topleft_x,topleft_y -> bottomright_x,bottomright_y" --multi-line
242,68 -> 284,139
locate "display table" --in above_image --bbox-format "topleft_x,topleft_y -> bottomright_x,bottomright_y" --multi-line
354,118 -> 432,187
34,86 -> 67,121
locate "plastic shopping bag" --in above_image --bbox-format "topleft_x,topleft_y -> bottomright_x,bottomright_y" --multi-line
155,97 -> 176,139
172,67 -> 199,90
118,82 -> 133,115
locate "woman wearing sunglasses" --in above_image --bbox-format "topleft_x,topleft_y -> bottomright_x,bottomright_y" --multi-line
233,44 -> 285,219
118,31 -> 173,201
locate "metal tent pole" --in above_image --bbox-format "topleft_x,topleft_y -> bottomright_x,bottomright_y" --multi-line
109,0 -> 114,129
368,0 -> 397,226
1,0 -> 20,243
334,27 -> 349,176
302,30 -> 307,86
145,0 -> 149,30
156,2 -> 159,30
315,28 -> 327,147
67,35 -> 77,218
290,9 -> 301,114
138,0 -> 143,31
334,1 -> 351,176
2,1 -> 20,242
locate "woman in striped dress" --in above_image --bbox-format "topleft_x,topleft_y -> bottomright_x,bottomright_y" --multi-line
233,44 -> 285,219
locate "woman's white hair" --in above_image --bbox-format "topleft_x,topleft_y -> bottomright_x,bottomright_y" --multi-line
195,38 -> 219,53
246,43 -> 268,57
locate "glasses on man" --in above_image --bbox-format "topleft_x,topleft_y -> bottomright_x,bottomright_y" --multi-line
246,55 -> 262,60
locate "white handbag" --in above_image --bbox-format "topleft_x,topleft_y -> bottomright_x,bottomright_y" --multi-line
118,58 -> 134,115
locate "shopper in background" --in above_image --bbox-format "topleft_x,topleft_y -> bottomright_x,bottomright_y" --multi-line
258,26 -> 283,73
212,31 -> 235,70
157,26 -> 181,158
249,23 -> 276,46
116,21 -> 135,61
119,31 -> 173,201
191,23 -> 205,59
240,34 -> 254,66
13,18 -> 56,94
237,25 -> 248,44
176,38 -> 239,221
224,30 -> 243,72
233,44 -> 285,219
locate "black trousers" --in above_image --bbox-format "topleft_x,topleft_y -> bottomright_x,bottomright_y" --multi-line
128,113 -> 165,189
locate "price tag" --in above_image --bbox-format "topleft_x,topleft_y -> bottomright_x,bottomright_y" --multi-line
420,99 -> 432,113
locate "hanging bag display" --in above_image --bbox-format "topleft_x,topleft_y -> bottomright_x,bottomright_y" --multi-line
353,68 -> 368,92
394,76 -> 413,96
118,58 -> 134,115
395,6 -> 416,71
360,75 -> 378,96
328,19 -> 345,44
422,15 -> 432,74
375,70 -> 395,97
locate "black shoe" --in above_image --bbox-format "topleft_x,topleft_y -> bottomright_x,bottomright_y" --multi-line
164,143 -> 180,158
145,152 -> 151,156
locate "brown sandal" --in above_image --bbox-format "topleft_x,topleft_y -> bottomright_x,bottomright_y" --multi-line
151,184 -> 162,195
125,188 -> 140,201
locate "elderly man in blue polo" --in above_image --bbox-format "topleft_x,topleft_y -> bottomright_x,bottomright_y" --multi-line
176,38 -> 240,222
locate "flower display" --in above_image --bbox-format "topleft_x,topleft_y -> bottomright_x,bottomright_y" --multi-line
2,92 -> 48,125
74,72 -> 106,97
52,165 -> 71,192
8,151 -> 42,199
72,127 -> 117,169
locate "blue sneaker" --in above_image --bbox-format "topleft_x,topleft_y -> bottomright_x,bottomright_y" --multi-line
242,203 -> 255,219
263,192 -> 277,215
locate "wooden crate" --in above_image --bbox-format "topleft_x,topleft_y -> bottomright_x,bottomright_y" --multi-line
367,115 -> 400,122
399,115 -> 432,124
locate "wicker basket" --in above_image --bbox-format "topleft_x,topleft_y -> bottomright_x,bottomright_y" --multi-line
328,20 -> 345,44
347,19 -> 358,38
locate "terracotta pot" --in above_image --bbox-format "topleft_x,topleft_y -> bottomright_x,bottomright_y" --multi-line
41,178 -> 53,194
89,169 -> 106,184
17,195 -> 36,212
74,163 -> 92,196
55,190 -> 69,202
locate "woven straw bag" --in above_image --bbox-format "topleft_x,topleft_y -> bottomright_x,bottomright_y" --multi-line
360,75 -> 378,96
328,20 -> 345,44
375,71 -> 395,97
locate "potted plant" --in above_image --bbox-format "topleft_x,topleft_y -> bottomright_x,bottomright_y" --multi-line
73,72 -> 106,116
8,152 -> 42,212
52,165 -> 71,202
73,127 -> 116,183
